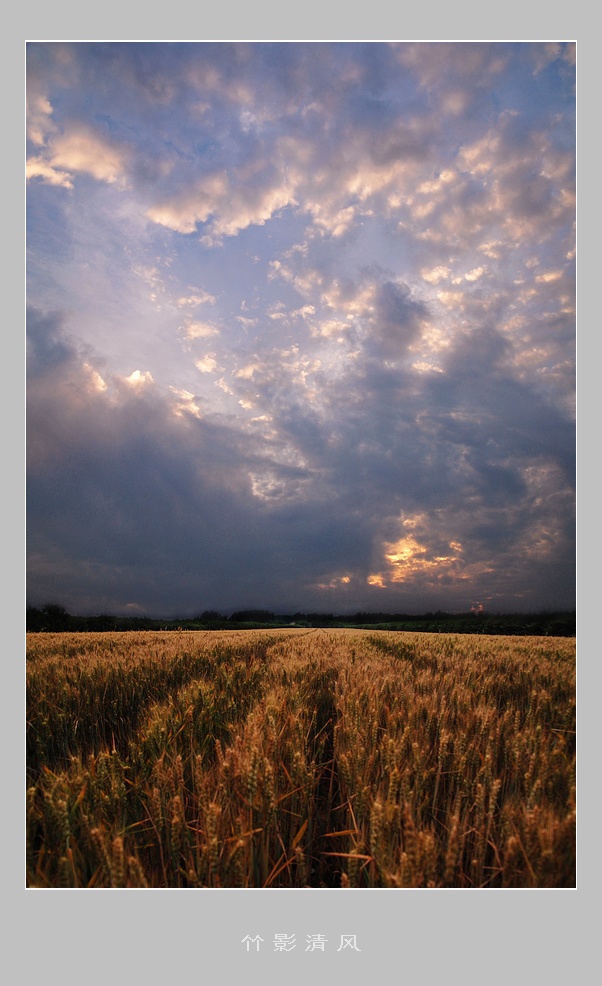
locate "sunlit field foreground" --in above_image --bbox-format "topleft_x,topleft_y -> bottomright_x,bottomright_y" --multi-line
26,628 -> 575,888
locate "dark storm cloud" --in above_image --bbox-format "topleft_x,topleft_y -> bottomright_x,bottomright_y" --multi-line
425,327 -> 576,483
26,308 -> 377,614
26,303 -> 575,614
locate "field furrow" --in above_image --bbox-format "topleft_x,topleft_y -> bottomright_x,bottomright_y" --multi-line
26,628 -> 575,888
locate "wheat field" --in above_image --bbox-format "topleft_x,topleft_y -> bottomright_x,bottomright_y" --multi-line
26,627 -> 575,888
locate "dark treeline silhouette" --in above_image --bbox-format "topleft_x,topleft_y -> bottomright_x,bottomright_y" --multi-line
26,603 -> 576,636
229,609 -> 277,624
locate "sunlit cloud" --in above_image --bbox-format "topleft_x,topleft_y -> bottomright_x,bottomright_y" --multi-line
421,266 -> 451,284
26,92 -> 55,146
83,363 -> 108,393
177,291 -> 216,307
310,318 -> 349,339
26,155 -> 73,188
170,388 -> 203,419
183,321 -> 220,340
122,369 -> 154,389
436,289 -> 465,309
50,126 -> 130,184
464,267 -> 486,282
368,512 -> 465,589
195,355 -> 219,373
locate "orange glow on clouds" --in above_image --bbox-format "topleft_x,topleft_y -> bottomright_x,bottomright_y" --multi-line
368,522 -> 465,587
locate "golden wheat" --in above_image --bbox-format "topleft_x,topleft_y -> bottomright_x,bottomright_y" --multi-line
26,628 -> 575,887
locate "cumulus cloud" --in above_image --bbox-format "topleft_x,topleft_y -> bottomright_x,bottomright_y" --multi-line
26,92 -> 55,147
183,321 -> 220,340
26,110 -> 131,190
195,355 -> 219,373
50,126 -> 130,184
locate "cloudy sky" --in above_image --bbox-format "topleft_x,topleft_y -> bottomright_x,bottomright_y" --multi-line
26,41 -> 576,618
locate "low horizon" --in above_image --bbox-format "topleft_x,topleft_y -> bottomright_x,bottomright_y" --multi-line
27,600 -> 576,622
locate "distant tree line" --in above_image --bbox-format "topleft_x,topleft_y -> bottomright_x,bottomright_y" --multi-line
26,603 -> 576,636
